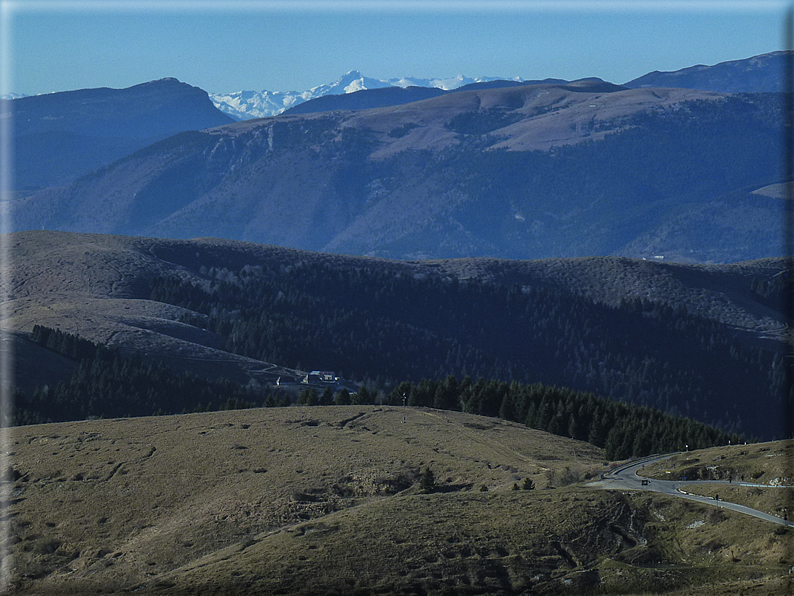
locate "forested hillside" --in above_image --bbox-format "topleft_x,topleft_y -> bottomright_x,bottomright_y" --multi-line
11,326 -> 274,426
7,232 -> 789,442
148,258 -> 789,440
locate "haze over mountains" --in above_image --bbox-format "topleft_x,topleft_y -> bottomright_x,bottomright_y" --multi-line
11,84 -> 784,263
5,51 -> 791,430
11,50 -> 786,120
10,78 -> 234,190
9,52 -> 788,264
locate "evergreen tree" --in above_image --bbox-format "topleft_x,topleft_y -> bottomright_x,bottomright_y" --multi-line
320,386 -> 335,406
297,388 -> 319,406
352,385 -> 374,405
335,388 -> 351,405
420,467 -> 436,493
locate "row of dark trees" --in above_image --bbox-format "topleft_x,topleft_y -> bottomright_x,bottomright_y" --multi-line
292,376 -> 740,460
295,386 -> 376,406
383,377 -> 740,460
31,324 -> 105,361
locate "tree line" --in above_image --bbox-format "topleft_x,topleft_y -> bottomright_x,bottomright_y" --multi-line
295,376 -> 742,460
382,377 -> 740,460
13,326 -> 740,460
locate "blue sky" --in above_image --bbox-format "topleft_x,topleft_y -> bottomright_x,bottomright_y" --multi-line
4,1 -> 790,96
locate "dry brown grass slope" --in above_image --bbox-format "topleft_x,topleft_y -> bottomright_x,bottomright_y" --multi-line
4,231 -> 307,388
6,407 -> 792,595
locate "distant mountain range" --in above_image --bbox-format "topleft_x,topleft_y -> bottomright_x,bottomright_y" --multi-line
13,80 -> 784,263
10,51 -> 786,123
210,51 -> 788,120
8,51 -> 790,264
209,70 -> 533,120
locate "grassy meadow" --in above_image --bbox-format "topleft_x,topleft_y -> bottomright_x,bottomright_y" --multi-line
5,407 -> 792,594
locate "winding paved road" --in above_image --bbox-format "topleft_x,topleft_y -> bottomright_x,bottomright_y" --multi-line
588,453 -> 794,528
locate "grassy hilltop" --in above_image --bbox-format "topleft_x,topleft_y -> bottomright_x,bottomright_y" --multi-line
6,407 -> 792,595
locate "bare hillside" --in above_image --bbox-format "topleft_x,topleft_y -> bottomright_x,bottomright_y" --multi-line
6,408 -> 792,595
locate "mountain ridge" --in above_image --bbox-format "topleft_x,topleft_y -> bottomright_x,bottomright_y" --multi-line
10,77 -> 234,191
12,83 -> 783,264
211,52 -> 789,120
624,50 -> 790,92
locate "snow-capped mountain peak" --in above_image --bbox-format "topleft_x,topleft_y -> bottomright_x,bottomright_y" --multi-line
303,70 -> 392,100
210,71 -> 525,120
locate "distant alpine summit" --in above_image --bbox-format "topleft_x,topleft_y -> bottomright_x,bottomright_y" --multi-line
210,70 -> 525,120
